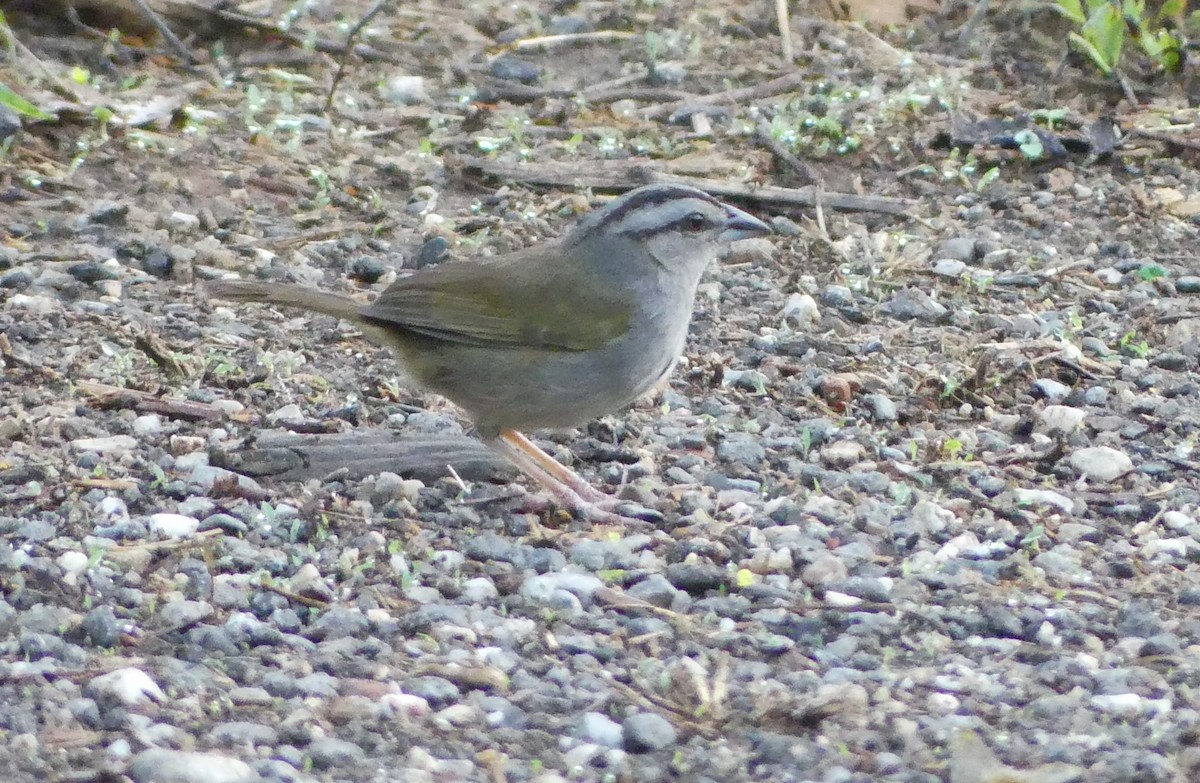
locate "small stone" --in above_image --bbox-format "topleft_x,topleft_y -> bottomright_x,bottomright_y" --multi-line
549,15 -> 592,34
1177,276 -> 1200,293
132,414 -> 163,437
932,258 -> 967,277
578,712 -> 623,748
781,292 -> 819,327
882,288 -> 947,321
489,56 -> 540,84
862,394 -> 897,421
6,293 -> 57,314
288,563 -> 333,601
305,738 -> 365,770
936,237 -> 978,262
382,74 -> 429,105
821,285 -> 854,307
168,212 -> 201,231
372,471 -> 422,504
416,236 -> 450,268
68,260 -> 116,284
716,433 -> 766,466
349,255 -> 387,283
1068,446 -> 1133,482
149,513 -> 200,538
128,749 -> 255,783
70,435 -> 137,455
0,268 -> 33,289
1032,378 -> 1070,402
87,668 -> 165,706
268,403 -> 304,424
1037,405 -> 1086,436
821,440 -> 864,468
622,712 -> 677,753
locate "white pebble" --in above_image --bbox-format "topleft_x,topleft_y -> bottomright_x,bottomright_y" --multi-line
88,668 -> 165,706
780,292 -> 819,327
1068,446 -> 1133,482
149,512 -> 200,538
1037,405 -> 1086,436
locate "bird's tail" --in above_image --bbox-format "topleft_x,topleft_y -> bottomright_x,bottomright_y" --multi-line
204,281 -> 364,321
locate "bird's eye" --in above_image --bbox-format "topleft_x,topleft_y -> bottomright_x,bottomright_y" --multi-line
684,213 -> 706,232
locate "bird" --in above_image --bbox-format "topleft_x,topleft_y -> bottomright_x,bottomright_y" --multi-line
205,183 -> 771,523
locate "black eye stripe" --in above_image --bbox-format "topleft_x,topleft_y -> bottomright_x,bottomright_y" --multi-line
583,185 -> 721,235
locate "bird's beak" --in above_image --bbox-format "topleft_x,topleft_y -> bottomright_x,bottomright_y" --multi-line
719,203 -> 772,242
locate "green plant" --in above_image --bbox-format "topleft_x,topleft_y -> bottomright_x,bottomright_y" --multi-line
1054,0 -> 1186,76
1119,329 -> 1151,358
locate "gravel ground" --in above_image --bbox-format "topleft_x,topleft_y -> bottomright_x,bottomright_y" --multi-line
3,2 -> 1200,782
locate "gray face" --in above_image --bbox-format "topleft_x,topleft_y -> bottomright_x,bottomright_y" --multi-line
567,184 -> 771,282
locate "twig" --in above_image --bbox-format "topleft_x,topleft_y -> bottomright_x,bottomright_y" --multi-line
640,71 -> 808,120
775,0 -> 793,64
1131,127 -> 1200,151
462,156 -> 917,216
76,381 -> 232,422
507,30 -> 637,50
128,0 -> 195,65
584,87 -> 694,104
956,0 -> 991,52
325,0 -> 392,113
755,120 -> 820,185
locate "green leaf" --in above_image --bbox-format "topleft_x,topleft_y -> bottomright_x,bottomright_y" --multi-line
0,83 -> 54,121
1013,128 -> 1044,160
1082,3 -> 1124,72
1159,0 -> 1185,18
1137,263 -> 1166,281
1068,31 -> 1114,75
1055,0 -> 1087,24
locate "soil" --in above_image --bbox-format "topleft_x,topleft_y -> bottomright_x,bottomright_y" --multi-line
2,1 -> 1200,782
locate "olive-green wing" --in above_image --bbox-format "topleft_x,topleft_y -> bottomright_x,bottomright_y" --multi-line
360,253 -> 632,352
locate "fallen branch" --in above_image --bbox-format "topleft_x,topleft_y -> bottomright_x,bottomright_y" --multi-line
75,381 -> 232,422
462,156 -> 916,216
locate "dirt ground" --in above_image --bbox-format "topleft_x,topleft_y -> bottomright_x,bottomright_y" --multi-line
3,1 -> 1200,782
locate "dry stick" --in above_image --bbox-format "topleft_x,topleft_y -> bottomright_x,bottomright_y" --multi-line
325,0 -> 392,113
462,156 -> 915,216
640,71 -> 808,120
127,0 -> 194,64
754,120 -> 820,185
956,0 -> 991,51
507,30 -> 637,50
775,0 -> 793,64
1131,127 -> 1200,151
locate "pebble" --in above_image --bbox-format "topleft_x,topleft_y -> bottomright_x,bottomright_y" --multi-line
821,440 -> 864,468
86,668 -> 165,706
520,573 -> 604,605
931,258 -> 967,277
70,435 -> 137,455
489,56 -> 540,83
128,749 -> 256,783
578,712 -> 623,748
622,712 -> 677,752
1032,378 -> 1070,402
5,293 -> 56,314
1068,446 -> 1133,482
1177,276 -> 1200,293
937,237 -> 978,262
382,74 -> 429,104
149,513 -> 200,538
882,288 -> 947,321
306,737 -> 366,770
1037,405 -> 1086,436
780,292 -> 819,327
716,432 -> 766,466
821,284 -> 854,307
